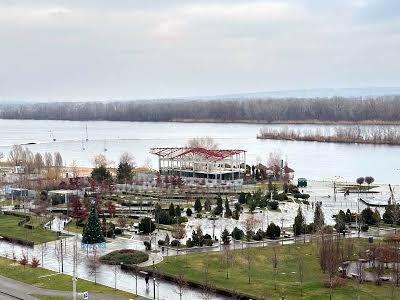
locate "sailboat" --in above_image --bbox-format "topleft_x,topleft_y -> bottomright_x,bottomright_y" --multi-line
85,124 -> 89,142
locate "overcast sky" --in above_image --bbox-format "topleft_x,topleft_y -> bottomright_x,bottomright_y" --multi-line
0,0 -> 399,101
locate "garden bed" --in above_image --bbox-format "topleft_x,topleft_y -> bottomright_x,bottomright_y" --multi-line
99,249 -> 149,265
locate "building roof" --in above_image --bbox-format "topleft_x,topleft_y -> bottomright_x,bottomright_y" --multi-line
150,147 -> 245,161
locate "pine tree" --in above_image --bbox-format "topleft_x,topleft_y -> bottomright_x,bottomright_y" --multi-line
204,198 -> 212,211
293,207 -> 305,236
214,195 -> 223,215
169,202 -> 175,217
313,202 -> 325,232
221,228 -> 231,245
194,198 -> 202,212
224,198 -> 232,218
82,203 -> 105,245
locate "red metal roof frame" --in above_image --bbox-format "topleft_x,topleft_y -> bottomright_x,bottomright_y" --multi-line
150,147 -> 245,161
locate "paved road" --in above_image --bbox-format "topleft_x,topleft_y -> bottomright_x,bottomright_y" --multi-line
0,275 -> 147,300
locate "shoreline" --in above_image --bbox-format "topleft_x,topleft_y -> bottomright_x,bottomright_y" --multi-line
2,117 -> 400,125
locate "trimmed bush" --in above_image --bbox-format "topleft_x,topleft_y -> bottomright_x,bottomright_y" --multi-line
158,240 -> 165,246
170,240 -> 181,247
204,239 -> 214,246
100,249 -> 149,265
186,239 -> 195,248
144,241 -> 152,250
361,224 -> 369,232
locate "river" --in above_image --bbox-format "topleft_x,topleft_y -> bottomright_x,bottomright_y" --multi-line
0,119 -> 399,183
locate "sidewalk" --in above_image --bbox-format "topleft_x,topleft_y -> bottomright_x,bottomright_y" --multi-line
0,275 -> 147,300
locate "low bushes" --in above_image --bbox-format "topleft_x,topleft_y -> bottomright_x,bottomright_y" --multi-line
100,249 -> 149,265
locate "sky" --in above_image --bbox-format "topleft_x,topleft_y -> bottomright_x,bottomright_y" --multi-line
0,0 -> 399,101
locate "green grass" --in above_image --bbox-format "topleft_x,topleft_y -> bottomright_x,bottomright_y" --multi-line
0,214 -> 58,244
153,240 -> 400,299
30,295 -> 68,300
64,222 -> 83,234
0,257 -> 136,298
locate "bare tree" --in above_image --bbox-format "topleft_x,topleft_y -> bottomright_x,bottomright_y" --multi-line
34,152 -> 44,174
298,256 -> 304,297
200,261 -> 214,300
93,153 -> 108,167
44,152 -> 53,170
120,152 -> 136,166
175,269 -> 188,300
8,144 -> 23,166
221,247 -> 234,279
244,248 -> 254,284
53,152 -> 63,178
271,245 -> 279,291
187,137 -> 218,149
241,214 -> 260,241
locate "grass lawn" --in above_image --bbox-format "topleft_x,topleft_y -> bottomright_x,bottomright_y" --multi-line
64,222 -> 83,234
0,257 -> 136,298
30,295 -> 68,300
154,240 -> 400,299
0,214 -> 58,244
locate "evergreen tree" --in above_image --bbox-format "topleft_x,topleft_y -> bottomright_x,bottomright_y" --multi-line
221,228 -> 231,245
175,205 -> 181,218
293,207 -> 305,236
194,198 -> 202,212
214,195 -> 223,215
204,198 -> 212,211
168,202 -> 175,217
186,207 -> 192,217
91,165 -> 112,182
81,203 -> 105,245
238,192 -> 246,205
313,202 -> 325,232
116,162 -> 133,183
335,210 -> 346,233
224,198 -> 232,218
266,222 -> 281,239
139,217 -> 155,233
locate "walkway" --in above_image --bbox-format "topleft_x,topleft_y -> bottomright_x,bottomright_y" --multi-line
0,275 -> 147,300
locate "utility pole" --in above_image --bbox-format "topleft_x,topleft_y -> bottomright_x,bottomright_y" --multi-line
60,240 -> 64,273
153,259 -> 156,299
72,240 -> 77,300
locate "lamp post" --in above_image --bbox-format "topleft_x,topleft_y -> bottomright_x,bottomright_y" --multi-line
153,258 -> 156,299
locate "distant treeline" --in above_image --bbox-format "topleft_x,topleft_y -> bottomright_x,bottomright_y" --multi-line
257,126 -> 400,145
1,96 -> 400,123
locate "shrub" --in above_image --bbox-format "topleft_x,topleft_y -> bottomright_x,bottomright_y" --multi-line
19,255 -> 28,266
143,241 -> 151,251
273,193 -> 288,201
170,240 -> 181,247
361,224 -> 369,232
158,240 -> 165,246
186,208 -> 193,217
268,200 -> 279,210
253,229 -> 264,241
114,228 -> 123,235
232,210 -> 240,220
203,233 -> 212,240
186,239 -> 195,248
100,249 -> 149,265
294,193 -> 310,200
266,222 -> 281,239
31,257 -> 40,268
232,227 -> 244,240
196,213 -> 202,219
204,239 -> 214,246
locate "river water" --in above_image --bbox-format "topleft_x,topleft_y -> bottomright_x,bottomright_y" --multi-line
0,119 -> 399,183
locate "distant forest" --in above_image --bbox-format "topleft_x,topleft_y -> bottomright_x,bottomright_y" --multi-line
1,96 -> 400,123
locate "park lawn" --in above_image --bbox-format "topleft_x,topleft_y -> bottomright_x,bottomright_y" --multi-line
154,240 -> 400,300
30,295 -> 68,300
64,221 -> 83,234
0,257 -> 136,299
0,214 -> 58,244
